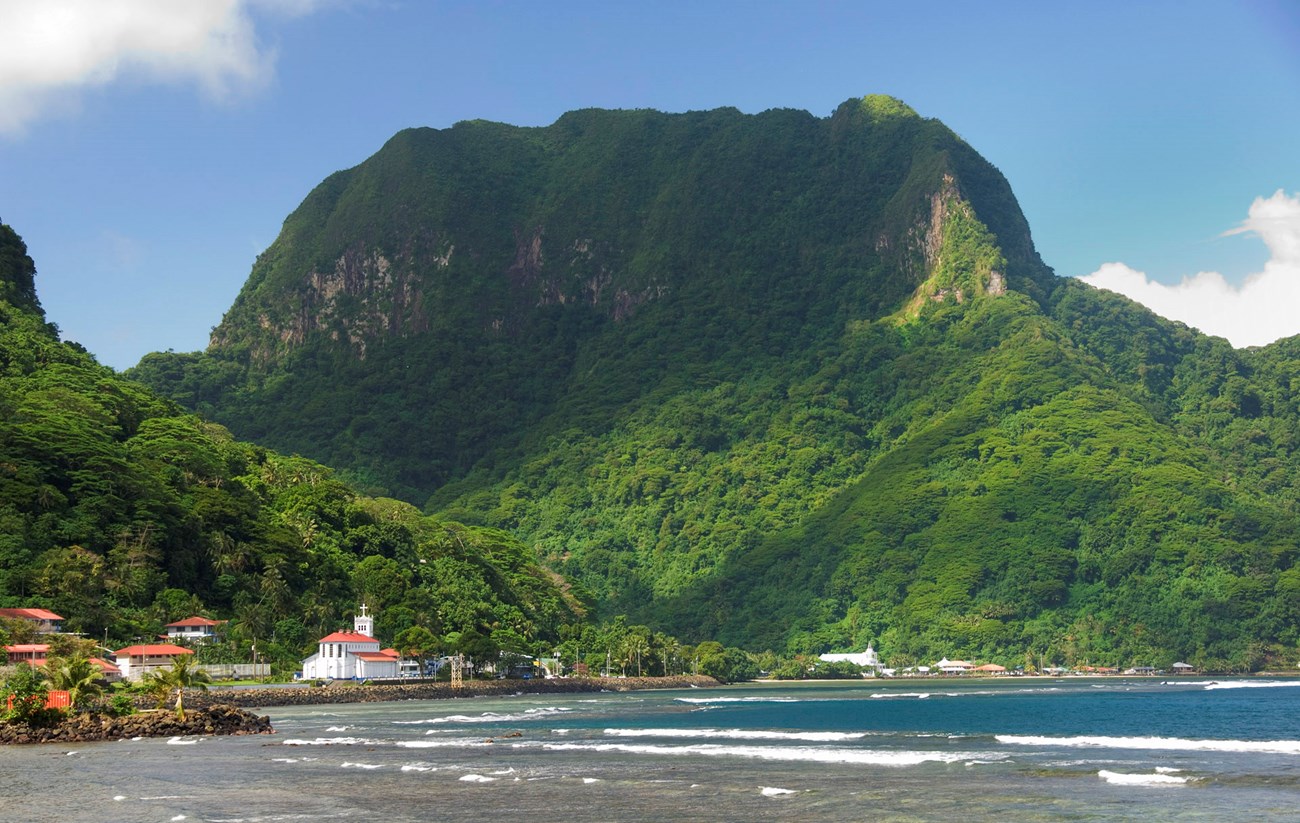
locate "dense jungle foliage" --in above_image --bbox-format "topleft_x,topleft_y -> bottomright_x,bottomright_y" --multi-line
0,222 -> 592,671
126,97 -> 1300,670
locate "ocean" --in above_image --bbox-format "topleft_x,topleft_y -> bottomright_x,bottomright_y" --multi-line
5,678 -> 1300,821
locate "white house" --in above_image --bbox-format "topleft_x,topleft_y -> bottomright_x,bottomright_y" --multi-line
819,644 -> 882,671
114,644 -> 193,681
164,616 -> 223,642
300,605 -> 401,680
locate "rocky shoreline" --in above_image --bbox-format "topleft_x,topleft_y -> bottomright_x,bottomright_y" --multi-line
178,674 -> 722,711
1,676 -> 719,745
0,703 -> 273,745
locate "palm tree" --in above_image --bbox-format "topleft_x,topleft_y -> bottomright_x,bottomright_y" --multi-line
41,656 -> 105,710
152,654 -> 211,720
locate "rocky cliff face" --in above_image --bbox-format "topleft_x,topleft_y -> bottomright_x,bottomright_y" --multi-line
198,97 -> 1047,371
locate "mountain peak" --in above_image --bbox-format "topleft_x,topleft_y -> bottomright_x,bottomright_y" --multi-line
858,94 -> 921,122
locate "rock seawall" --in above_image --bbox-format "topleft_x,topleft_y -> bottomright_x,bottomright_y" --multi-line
180,675 -> 721,710
0,703 -> 273,745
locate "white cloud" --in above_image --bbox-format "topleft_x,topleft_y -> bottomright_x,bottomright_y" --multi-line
1078,190 -> 1300,348
0,0 -> 331,136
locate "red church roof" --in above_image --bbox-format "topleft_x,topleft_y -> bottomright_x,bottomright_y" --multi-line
354,651 -> 400,662
89,657 -> 121,675
318,631 -> 379,644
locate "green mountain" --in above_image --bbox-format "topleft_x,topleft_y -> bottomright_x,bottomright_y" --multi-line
129,98 -> 1300,670
0,220 -> 583,663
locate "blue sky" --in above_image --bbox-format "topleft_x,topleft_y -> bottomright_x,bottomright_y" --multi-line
1,0 -> 1297,369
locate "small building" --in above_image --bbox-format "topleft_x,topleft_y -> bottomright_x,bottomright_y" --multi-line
1172,661 -> 1195,674
5,643 -> 50,667
0,607 -> 64,633
89,657 -> 122,682
164,616 -> 223,643
300,605 -> 401,680
935,658 -> 974,675
114,644 -> 193,681
974,663 -> 1007,674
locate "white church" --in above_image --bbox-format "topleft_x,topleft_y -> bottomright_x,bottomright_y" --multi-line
819,643 -> 882,672
301,605 -> 401,680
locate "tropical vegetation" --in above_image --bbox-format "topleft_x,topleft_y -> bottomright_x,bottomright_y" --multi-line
4,95 -> 1300,675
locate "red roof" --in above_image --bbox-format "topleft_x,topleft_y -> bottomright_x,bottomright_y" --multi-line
165,616 -> 222,628
0,607 -> 64,621
318,631 -> 379,644
5,644 -> 50,653
354,651 -> 400,662
115,644 -> 194,657
89,657 -> 121,674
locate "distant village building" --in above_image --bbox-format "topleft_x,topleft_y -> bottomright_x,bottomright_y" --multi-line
819,644 -> 882,671
89,657 -> 122,682
0,607 -> 64,633
6,643 -> 122,682
164,616 -> 223,643
5,643 -> 49,667
934,658 -> 974,674
300,605 -> 401,680
114,644 -> 193,681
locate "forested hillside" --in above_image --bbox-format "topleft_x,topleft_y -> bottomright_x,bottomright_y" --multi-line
0,222 -> 584,666
128,97 -> 1300,669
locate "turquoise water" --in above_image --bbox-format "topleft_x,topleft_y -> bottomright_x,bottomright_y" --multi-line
5,678 -> 1300,821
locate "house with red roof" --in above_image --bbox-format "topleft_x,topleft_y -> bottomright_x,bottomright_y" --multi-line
114,644 -> 193,681
0,607 -> 64,633
5,643 -> 49,667
89,657 -> 122,682
5,645 -> 121,682
300,605 -> 401,680
164,616 -> 224,643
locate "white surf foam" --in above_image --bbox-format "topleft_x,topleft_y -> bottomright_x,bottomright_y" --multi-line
341,762 -> 383,769
603,728 -> 867,742
544,741 -> 1002,766
1098,769 -> 1194,786
396,739 -> 491,749
281,736 -> 380,746
459,774 -> 497,782
166,736 -> 199,745
674,696 -> 800,704
761,786 -> 797,796
395,707 -> 572,725
1199,680 -> 1300,691
997,734 -> 1300,754
871,692 -> 930,700
401,764 -> 436,772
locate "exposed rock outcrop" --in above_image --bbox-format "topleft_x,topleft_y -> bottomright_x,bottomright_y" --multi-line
0,703 -> 273,745
177,675 -> 721,710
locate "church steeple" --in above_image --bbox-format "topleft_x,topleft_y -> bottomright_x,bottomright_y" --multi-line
354,603 -> 374,637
